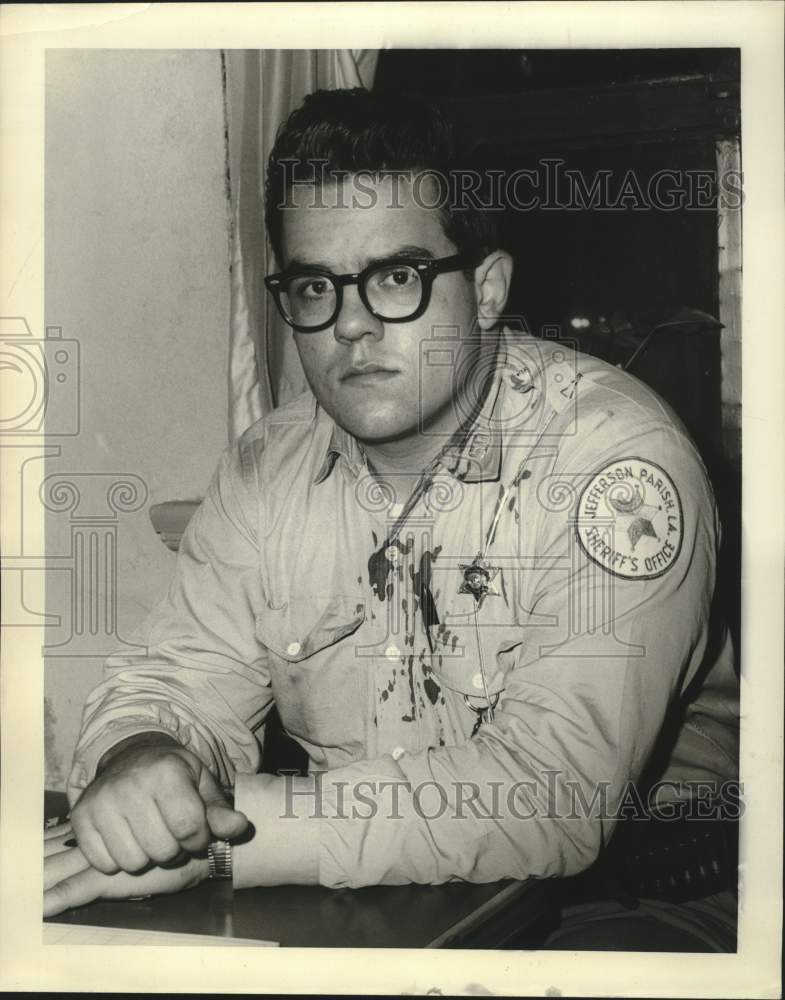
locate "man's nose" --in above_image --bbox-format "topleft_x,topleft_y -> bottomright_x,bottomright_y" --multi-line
333,285 -> 384,343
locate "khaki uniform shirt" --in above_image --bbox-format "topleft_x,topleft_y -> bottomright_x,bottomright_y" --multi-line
69,330 -> 739,888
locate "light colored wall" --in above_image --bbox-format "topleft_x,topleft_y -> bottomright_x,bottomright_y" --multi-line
44,50 -> 231,789
717,137 -> 742,468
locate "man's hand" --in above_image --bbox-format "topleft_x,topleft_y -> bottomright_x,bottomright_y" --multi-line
69,735 -> 248,875
44,822 -> 209,917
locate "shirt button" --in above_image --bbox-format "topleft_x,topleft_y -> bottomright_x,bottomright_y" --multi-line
391,746 -> 406,761
385,644 -> 401,661
286,641 -> 302,656
472,672 -> 485,690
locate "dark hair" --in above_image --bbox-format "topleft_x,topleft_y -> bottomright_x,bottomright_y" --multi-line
264,87 -> 499,266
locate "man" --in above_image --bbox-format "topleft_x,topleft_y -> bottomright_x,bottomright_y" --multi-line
45,89 -> 739,949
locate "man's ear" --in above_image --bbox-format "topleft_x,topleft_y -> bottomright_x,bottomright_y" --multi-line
473,250 -> 514,331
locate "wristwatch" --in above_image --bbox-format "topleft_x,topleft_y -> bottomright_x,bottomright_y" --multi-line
207,839 -> 233,880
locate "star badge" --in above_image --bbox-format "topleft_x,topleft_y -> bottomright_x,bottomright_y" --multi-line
458,556 -> 500,606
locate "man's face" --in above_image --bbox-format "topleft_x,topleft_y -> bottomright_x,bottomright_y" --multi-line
280,175 -> 480,446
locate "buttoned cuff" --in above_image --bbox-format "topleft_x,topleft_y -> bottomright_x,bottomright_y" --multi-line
233,772 -> 321,888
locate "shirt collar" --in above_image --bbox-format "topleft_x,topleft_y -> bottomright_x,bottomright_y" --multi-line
439,366 -> 505,483
313,420 -> 365,484
312,328 -> 543,486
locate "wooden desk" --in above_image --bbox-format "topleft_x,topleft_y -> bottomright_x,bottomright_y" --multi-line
44,792 -> 553,948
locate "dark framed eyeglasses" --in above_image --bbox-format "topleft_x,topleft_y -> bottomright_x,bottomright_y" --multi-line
264,252 -> 479,333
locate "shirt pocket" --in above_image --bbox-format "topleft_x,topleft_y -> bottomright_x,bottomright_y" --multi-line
255,595 -> 366,664
255,595 -> 367,746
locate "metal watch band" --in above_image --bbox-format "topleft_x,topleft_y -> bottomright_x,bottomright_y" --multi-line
207,839 -> 233,880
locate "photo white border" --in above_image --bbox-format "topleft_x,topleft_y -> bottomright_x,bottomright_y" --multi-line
1,2 -> 782,995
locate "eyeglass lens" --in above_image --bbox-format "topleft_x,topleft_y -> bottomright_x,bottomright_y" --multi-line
279,263 -> 424,329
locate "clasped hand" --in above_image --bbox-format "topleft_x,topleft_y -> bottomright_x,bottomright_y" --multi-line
44,741 -> 248,916
44,822 -> 209,917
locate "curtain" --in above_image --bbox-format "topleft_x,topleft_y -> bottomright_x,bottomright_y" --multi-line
223,50 -> 379,443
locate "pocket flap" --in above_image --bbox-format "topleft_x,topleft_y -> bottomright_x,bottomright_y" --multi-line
256,595 -> 365,662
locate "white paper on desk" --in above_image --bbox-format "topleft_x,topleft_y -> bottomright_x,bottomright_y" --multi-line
44,923 -> 278,947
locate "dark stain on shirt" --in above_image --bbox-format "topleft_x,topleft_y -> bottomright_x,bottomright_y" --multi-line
411,545 -> 442,629
423,675 -> 441,705
368,536 -> 412,603
405,653 -> 417,717
401,597 -> 415,647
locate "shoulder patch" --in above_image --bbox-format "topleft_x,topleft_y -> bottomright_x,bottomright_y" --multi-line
575,458 -> 683,580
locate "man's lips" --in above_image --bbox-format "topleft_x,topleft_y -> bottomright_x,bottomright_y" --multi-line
340,363 -> 400,384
